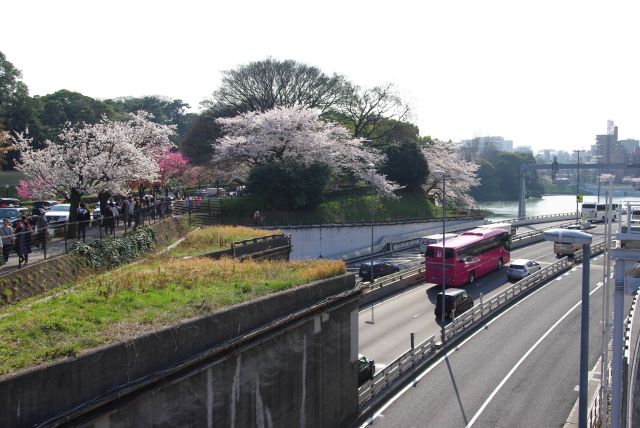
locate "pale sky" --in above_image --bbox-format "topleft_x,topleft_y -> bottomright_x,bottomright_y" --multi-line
2,0 -> 639,152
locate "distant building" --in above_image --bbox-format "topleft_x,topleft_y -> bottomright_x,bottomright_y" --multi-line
514,145 -> 532,154
459,136 -> 513,153
620,139 -> 640,156
594,120 -> 626,164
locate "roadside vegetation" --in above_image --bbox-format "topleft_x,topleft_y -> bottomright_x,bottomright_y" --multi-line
0,255 -> 345,375
170,225 -> 279,257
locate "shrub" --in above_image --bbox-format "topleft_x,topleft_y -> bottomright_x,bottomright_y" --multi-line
72,227 -> 156,269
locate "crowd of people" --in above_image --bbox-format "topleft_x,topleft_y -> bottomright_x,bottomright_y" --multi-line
0,196 -> 172,269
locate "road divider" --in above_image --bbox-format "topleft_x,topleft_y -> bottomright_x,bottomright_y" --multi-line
357,239 -> 608,418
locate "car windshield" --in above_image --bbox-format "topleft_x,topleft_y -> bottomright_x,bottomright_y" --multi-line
0,208 -> 18,218
50,205 -> 70,212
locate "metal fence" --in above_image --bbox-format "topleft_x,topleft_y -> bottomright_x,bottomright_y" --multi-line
0,201 -> 173,275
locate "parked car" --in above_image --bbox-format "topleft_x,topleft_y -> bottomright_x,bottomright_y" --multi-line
434,288 -> 474,320
358,261 -> 400,282
31,200 -> 58,215
358,354 -> 375,386
506,258 -> 542,281
0,198 -> 23,208
0,207 -> 28,225
44,203 -> 71,224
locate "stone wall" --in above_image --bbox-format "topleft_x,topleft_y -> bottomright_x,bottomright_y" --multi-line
0,274 -> 360,428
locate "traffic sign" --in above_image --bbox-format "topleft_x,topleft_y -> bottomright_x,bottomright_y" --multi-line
577,194 -> 583,203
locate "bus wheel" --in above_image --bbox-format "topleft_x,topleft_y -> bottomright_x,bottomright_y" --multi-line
497,258 -> 503,270
468,272 -> 476,284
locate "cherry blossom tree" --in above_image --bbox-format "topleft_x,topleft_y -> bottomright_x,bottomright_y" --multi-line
212,107 -> 400,197
422,139 -> 480,207
16,178 -> 54,200
14,112 -> 174,223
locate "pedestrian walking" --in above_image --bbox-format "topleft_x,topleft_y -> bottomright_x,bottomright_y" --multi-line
103,202 -> 114,235
133,199 -> 142,230
110,202 -> 120,229
77,203 -> 90,242
15,216 -> 32,267
34,210 -> 47,249
0,218 -> 14,263
127,197 -> 134,227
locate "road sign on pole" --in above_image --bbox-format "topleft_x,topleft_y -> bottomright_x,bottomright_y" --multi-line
577,194 -> 583,203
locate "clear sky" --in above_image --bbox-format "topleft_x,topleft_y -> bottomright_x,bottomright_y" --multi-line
2,0 -> 639,152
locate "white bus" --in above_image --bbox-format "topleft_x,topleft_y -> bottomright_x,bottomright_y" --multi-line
477,222 -> 518,236
581,203 -> 619,223
418,233 -> 458,253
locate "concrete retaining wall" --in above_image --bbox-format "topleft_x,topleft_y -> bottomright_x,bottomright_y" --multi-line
279,217 -> 484,260
511,213 -> 577,226
0,274 -> 359,428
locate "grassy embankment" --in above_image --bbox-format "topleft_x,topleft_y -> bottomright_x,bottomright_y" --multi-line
170,226 -> 277,257
220,188 -> 461,225
0,226 -> 345,375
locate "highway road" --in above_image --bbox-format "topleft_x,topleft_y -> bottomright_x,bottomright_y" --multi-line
366,254 -> 610,427
359,223 -> 608,367
359,221 -> 637,427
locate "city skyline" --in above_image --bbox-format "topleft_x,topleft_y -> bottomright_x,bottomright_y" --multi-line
2,0 -> 639,152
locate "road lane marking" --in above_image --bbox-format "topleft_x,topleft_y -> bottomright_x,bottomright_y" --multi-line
412,312 -> 423,318
361,268 -> 574,427
465,282 -> 604,428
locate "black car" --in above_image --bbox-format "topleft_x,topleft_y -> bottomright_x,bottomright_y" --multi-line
358,354 -> 375,386
358,261 -> 400,282
434,288 -> 474,321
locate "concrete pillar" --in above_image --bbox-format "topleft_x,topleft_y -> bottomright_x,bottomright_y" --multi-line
518,172 -> 526,219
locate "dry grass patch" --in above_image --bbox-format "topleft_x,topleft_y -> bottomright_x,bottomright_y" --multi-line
0,256 -> 345,375
170,226 -> 280,257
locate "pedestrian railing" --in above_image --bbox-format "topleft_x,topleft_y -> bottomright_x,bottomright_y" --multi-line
358,335 -> 436,406
0,201 -> 174,275
486,212 -> 579,224
358,240 -> 608,409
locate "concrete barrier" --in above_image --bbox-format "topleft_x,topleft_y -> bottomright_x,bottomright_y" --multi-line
0,274 -> 359,428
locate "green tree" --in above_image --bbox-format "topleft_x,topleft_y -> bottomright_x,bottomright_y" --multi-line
247,162 -> 331,210
381,140 -> 428,190
105,96 -> 193,138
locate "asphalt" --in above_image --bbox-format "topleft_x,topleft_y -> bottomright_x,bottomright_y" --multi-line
365,251 -> 612,427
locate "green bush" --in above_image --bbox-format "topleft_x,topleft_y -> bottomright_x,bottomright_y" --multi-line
72,227 -> 156,269
247,161 -> 331,210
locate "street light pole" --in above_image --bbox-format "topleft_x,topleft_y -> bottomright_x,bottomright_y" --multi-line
543,228 -> 592,428
434,170 -> 447,341
574,150 -> 581,223
369,163 -> 375,283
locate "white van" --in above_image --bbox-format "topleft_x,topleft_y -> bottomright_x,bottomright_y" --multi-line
581,203 -> 619,223
419,233 -> 458,253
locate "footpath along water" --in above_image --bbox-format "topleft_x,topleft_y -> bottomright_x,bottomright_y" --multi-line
478,194 -> 637,222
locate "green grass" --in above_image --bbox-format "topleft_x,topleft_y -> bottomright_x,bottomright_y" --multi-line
170,226 -> 280,257
219,188 -> 449,225
0,256 -> 346,375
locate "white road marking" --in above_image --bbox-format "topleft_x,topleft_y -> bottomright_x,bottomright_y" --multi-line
597,282 -> 603,286
412,313 -> 423,318
362,270 -> 574,427
574,385 -> 580,392
465,282 -> 604,427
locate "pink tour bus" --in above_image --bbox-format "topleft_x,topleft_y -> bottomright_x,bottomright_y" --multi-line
425,228 -> 511,286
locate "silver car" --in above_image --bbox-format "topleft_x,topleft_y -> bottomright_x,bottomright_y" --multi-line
507,259 -> 542,281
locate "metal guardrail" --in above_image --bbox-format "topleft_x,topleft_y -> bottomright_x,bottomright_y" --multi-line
358,335 -> 436,405
358,240 -> 608,407
357,221 -> 578,293
487,212 -> 578,224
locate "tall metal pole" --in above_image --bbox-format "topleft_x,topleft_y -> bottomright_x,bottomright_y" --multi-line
576,150 -> 581,223
579,243 -> 591,428
601,179 -> 612,420
370,165 -> 375,283
441,175 -> 447,340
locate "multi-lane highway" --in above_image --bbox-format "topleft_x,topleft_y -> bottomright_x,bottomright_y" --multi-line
358,221 -> 635,426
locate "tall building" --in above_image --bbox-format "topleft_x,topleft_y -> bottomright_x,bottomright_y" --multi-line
514,145 -> 533,154
594,120 -> 626,164
459,136 -> 513,153
620,138 -> 640,155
